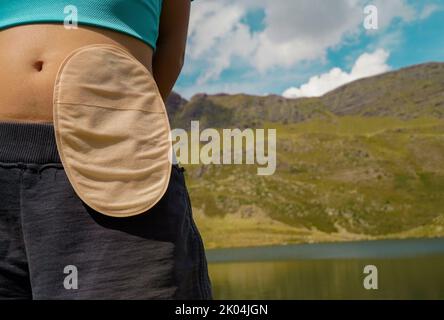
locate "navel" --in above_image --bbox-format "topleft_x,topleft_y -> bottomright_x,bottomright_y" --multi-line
33,60 -> 44,72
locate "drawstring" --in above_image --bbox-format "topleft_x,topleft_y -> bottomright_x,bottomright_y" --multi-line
36,163 -> 63,180
36,163 -> 63,174
12,162 -> 63,180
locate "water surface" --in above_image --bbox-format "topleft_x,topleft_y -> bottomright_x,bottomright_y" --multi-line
207,239 -> 444,299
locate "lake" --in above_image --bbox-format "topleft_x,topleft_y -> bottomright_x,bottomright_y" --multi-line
206,238 -> 444,299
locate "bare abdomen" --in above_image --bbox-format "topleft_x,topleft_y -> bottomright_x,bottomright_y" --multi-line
0,24 -> 154,123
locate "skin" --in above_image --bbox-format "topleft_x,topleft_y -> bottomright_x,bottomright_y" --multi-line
0,0 -> 190,123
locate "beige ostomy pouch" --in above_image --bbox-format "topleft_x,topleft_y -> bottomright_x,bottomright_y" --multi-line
53,44 -> 172,217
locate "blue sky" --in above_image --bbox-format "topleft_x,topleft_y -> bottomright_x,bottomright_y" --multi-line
173,0 -> 444,99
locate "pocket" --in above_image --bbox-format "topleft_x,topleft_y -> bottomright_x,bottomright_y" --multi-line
53,44 -> 172,217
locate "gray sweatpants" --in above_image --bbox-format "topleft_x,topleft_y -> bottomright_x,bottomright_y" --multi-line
0,121 -> 212,300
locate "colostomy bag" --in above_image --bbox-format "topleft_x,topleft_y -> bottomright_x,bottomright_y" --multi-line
53,44 -> 172,217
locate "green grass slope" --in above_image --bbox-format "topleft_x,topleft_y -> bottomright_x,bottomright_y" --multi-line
184,117 -> 444,248
166,63 -> 444,249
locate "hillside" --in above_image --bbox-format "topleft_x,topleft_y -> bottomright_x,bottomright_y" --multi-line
166,63 -> 444,249
168,62 -> 444,129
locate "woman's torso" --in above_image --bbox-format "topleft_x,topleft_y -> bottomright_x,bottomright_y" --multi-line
0,24 -> 154,123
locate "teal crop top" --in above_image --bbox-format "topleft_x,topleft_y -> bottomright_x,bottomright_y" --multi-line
0,0 -> 187,50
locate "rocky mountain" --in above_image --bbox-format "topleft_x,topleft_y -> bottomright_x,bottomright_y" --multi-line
165,91 -> 188,119
167,62 -> 444,129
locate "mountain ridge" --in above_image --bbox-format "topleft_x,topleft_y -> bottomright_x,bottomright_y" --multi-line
167,62 -> 444,129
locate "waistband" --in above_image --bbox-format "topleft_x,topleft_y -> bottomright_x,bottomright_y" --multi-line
0,121 -> 61,164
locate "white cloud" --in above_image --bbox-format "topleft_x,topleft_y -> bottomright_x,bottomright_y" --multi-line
282,49 -> 390,98
188,3 -> 247,59
197,22 -> 257,84
370,0 -> 416,27
419,4 -> 442,20
187,2 -> 258,83
251,0 -> 363,71
186,0 -> 417,84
